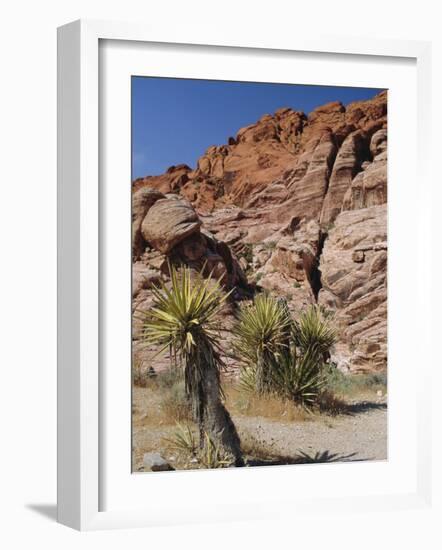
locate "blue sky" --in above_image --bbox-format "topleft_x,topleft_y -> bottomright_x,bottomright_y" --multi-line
132,77 -> 385,179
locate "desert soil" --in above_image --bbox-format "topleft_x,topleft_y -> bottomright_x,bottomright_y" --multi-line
235,403 -> 387,465
132,386 -> 387,471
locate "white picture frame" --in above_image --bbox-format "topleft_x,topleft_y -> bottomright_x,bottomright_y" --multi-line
57,19 -> 432,531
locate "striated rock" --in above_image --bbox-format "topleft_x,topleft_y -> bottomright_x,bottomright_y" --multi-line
141,197 -> 201,254
271,131 -> 338,223
133,90 -> 388,373
134,91 -> 387,216
343,129 -> 387,211
132,263 -> 161,298
132,164 -> 191,194
320,130 -> 369,226
318,205 -> 387,372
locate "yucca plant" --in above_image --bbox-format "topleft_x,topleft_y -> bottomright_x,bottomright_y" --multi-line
199,432 -> 235,469
237,364 -> 258,394
162,423 -> 197,456
293,305 -> 336,359
234,294 -> 292,394
272,345 -> 326,409
142,263 -> 243,465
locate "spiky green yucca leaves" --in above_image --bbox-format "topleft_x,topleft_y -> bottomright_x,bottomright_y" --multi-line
272,345 -> 326,409
235,300 -> 336,409
143,263 -> 231,423
234,294 -> 292,394
238,345 -> 326,409
199,432 -> 235,469
163,423 -> 197,456
293,305 -> 336,358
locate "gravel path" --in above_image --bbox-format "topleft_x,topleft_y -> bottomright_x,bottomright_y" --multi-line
235,402 -> 387,464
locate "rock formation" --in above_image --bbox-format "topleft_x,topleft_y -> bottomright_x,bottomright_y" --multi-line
133,90 -> 388,373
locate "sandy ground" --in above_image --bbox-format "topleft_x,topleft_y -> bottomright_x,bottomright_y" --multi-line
132,385 -> 387,471
235,403 -> 387,464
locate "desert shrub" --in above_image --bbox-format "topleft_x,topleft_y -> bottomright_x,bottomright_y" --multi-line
163,423 -> 197,456
159,379 -> 193,423
235,300 -> 339,409
163,425 -> 234,468
155,367 -> 183,389
133,357 -> 146,387
227,384 -> 308,421
132,357 -> 157,388
234,294 -> 292,394
271,345 -> 326,409
199,432 -> 235,469
293,305 -> 336,357
238,344 -> 327,410
323,366 -> 387,397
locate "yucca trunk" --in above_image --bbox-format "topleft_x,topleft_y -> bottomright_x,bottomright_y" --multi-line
187,337 -> 243,466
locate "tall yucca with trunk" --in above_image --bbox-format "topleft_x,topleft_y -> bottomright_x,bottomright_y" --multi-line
143,263 -> 243,466
234,294 -> 292,394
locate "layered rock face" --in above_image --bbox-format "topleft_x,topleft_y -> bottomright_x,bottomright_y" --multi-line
318,205 -> 387,371
133,90 -> 387,373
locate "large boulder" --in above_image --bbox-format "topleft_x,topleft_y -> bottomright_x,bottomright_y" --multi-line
132,187 -> 165,258
141,197 -> 201,254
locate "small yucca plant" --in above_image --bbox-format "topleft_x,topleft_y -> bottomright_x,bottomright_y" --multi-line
199,432 -> 235,469
234,294 -> 292,394
142,262 -> 243,465
272,345 -> 326,409
293,305 -> 336,359
162,423 -> 197,456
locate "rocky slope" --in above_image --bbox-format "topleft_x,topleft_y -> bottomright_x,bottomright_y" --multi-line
132,90 -> 387,373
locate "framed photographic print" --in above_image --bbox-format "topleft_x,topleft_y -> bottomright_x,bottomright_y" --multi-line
57,19 -> 432,530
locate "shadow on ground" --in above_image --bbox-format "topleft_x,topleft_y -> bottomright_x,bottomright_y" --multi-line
246,449 -> 373,467
345,401 -> 387,414
26,504 -> 57,522
320,399 -> 387,417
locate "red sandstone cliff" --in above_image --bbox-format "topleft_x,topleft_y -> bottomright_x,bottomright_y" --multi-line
132,91 -> 388,373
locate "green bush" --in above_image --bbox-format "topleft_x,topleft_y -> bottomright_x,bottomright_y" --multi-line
235,299 -> 337,409
271,345 -> 326,409
323,366 -> 387,397
234,294 -> 292,394
293,305 -> 336,357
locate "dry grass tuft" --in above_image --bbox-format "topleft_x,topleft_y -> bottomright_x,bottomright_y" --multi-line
132,372 -> 192,428
224,383 -> 310,422
159,380 -> 193,423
